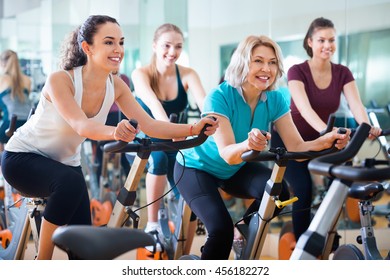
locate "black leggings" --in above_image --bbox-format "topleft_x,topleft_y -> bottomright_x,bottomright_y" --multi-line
270,130 -> 313,241
174,161 -> 290,260
1,151 -> 91,226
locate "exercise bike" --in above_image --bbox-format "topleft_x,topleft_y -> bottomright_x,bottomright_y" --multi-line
0,110 -> 46,260
290,122 -> 390,260
233,140 -> 345,259
179,119 -> 346,260
51,119 -> 213,260
89,140 -> 125,227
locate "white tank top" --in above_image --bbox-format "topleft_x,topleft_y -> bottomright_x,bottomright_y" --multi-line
5,66 -> 115,166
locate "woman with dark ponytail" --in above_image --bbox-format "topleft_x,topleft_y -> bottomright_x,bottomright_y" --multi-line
1,15 -> 218,260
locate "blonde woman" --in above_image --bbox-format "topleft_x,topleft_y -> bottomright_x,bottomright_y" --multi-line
0,50 -> 32,149
131,23 -> 206,252
173,35 -> 350,259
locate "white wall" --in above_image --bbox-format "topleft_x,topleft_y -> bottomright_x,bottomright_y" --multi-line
1,0 -> 390,93
186,0 -> 390,92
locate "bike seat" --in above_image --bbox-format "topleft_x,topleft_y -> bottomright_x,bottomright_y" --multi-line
52,225 -> 155,260
348,182 -> 384,200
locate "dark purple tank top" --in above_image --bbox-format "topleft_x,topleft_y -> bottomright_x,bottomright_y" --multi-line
288,61 -> 354,140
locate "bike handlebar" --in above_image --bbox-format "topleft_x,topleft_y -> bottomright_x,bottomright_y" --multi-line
242,119 -> 344,163
5,114 -> 17,137
103,118 -> 212,153
308,122 -> 390,181
241,145 -> 340,163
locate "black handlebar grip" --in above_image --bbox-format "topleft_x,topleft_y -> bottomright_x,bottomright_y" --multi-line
319,114 -> 336,136
337,127 -> 347,134
169,113 -> 178,124
5,114 -> 17,137
240,130 -> 268,161
308,122 -> 371,176
380,129 -> 390,136
129,119 -> 138,129
104,119 -> 138,152
203,116 -> 217,130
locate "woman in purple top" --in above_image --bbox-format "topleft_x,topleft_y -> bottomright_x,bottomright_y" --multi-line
271,17 -> 381,246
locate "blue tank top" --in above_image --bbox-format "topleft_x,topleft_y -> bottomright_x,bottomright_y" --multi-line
0,88 -> 31,121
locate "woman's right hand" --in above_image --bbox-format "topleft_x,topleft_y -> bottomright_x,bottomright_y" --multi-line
114,119 -> 139,142
368,126 -> 382,140
246,128 -> 270,151
322,128 -> 351,150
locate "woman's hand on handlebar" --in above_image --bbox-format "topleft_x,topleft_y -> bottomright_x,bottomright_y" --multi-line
114,119 -> 139,142
192,116 -> 219,136
247,128 -> 270,152
368,126 -> 382,140
322,128 -> 351,150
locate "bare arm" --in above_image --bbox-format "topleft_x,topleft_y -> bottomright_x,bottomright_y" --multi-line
44,71 -> 128,141
288,80 -> 328,132
183,67 -> 206,111
211,114 -> 269,165
115,77 -> 218,139
343,80 -> 381,139
274,113 -> 350,152
46,72 -> 217,143
131,67 -> 170,122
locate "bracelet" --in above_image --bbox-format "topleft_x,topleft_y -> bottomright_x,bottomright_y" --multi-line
189,122 -> 196,136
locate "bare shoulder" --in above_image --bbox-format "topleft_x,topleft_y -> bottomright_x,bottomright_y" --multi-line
131,65 -> 150,79
44,70 -> 75,94
177,64 -> 200,81
47,70 -> 73,83
0,74 -> 11,85
0,74 -> 11,92
177,64 -> 196,76
113,74 -> 128,88
113,74 -> 133,96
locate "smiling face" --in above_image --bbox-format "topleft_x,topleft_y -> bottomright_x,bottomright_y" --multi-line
244,45 -> 278,92
86,22 -> 124,72
308,27 -> 336,60
153,30 -> 183,66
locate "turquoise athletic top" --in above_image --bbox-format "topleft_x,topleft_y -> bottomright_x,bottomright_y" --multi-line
176,81 -> 290,179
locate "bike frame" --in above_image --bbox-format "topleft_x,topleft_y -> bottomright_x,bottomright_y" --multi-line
291,122 -> 390,260
103,120 -> 211,259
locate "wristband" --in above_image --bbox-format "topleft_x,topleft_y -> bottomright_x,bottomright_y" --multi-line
189,123 -> 196,136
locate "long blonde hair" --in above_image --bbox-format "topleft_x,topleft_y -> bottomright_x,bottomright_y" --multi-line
0,49 -> 26,102
149,23 -> 184,99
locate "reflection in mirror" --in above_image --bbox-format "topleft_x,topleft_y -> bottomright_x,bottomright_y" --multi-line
0,0 -> 389,113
